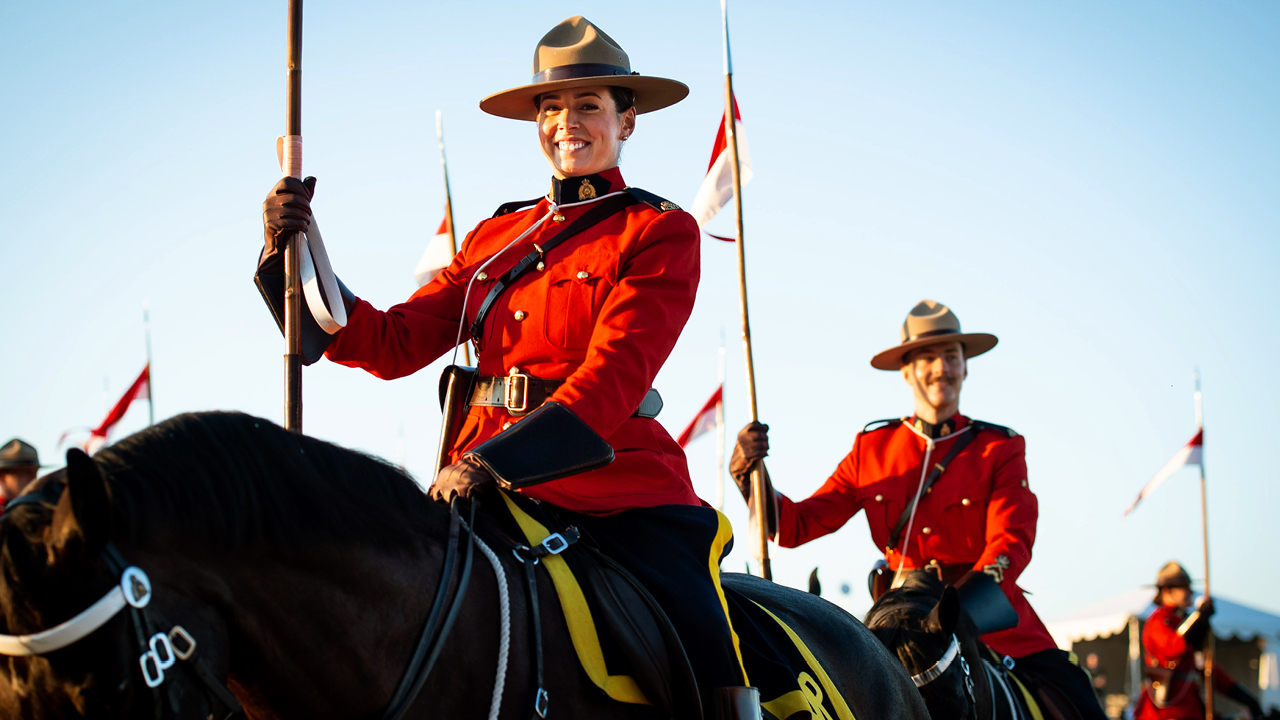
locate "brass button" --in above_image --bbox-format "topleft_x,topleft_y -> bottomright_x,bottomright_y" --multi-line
553,213 -> 565,222
476,271 -> 488,281
1020,480 -> 1028,488
514,310 -> 526,321
874,494 -> 883,502
576,271 -> 590,280
961,498 -> 970,506
926,487 -> 932,494
921,527 -> 932,535
536,261 -> 546,272
501,422 -> 512,431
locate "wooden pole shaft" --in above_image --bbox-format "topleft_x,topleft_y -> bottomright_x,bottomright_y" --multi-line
436,111 -> 471,366
283,0 -> 304,432
1195,378 -> 1212,720
724,70 -> 770,580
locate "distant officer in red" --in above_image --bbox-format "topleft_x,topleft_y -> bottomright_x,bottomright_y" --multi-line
255,16 -> 757,718
0,439 -> 43,507
732,299 -> 1106,718
1136,562 -> 1262,720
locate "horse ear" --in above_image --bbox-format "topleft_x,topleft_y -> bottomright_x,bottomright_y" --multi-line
929,585 -> 962,636
48,449 -> 111,568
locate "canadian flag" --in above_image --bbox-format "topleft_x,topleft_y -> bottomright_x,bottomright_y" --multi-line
87,365 -> 150,451
677,386 -> 724,448
1124,429 -> 1203,516
415,215 -> 454,287
688,94 -> 752,235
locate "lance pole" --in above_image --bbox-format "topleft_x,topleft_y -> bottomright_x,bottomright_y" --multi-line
715,328 -> 727,511
437,110 -> 471,365
282,0 -> 304,432
721,0 -> 770,579
143,303 -> 154,426
1194,369 -> 1213,720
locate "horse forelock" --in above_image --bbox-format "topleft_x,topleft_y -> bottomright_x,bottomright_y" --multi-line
91,411 -> 442,554
866,591 -> 949,674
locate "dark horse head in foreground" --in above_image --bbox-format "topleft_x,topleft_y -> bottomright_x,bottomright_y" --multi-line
865,572 -> 997,720
0,411 -> 927,719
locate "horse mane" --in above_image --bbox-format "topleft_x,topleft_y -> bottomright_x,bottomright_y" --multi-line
92,411 -> 440,553
865,585 -> 947,672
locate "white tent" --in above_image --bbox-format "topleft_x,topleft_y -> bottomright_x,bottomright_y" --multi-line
1046,588 -> 1280,713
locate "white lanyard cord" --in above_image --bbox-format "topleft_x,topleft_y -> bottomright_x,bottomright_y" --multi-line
447,190 -> 629,368
891,421 -> 972,586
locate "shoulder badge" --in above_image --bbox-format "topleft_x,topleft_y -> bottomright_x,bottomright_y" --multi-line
491,197 -> 544,218
861,418 -> 904,434
972,420 -> 1019,438
624,187 -> 680,213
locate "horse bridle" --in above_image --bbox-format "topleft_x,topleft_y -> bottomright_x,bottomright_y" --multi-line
910,633 -> 978,720
0,491 -> 244,719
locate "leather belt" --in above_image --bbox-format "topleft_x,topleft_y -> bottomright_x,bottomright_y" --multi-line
470,371 -> 662,419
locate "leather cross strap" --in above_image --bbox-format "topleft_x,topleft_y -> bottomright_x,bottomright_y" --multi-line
469,194 -> 638,347
885,425 -> 985,552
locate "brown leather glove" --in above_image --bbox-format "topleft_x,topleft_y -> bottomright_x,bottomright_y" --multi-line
429,457 -> 495,502
262,175 -> 317,255
729,422 -> 769,501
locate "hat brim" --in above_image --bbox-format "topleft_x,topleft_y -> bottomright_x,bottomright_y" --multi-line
480,75 -> 689,121
870,333 -> 999,371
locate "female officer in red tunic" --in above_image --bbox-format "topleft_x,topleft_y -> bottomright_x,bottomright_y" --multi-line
1136,562 -> 1262,720
255,16 -> 758,720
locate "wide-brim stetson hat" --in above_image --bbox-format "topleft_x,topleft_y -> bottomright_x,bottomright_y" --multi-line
869,300 -> 999,371
1152,561 -> 1194,589
480,16 -> 689,121
0,438 -> 44,470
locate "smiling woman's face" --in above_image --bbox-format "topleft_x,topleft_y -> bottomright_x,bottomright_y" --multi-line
537,85 -> 636,179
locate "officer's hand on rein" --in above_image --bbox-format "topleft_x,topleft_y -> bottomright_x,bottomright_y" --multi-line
429,457 -> 495,503
262,176 -> 317,254
729,422 -> 769,501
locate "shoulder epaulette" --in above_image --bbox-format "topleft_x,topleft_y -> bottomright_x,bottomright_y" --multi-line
491,197 -> 545,218
970,420 -> 1019,438
624,187 -> 681,213
861,417 -> 905,433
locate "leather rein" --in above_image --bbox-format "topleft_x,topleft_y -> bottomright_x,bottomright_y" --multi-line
910,633 -> 979,720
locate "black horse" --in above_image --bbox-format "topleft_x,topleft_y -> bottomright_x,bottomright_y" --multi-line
865,572 -> 1051,720
0,412 -> 926,719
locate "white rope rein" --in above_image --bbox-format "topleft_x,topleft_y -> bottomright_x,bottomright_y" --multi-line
471,533 -> 511,720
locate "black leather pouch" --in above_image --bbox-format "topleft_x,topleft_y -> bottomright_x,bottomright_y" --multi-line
464,402 -> 614,488
954,570 -> 1019,635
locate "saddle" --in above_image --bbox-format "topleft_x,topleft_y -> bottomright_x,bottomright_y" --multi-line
494,492 -> 703,720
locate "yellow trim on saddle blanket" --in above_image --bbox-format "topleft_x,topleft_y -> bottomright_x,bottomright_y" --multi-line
751,601 -> 857,720
986,648 -> 1044,720
709,510 -> 751,685
499,492 -> 650,705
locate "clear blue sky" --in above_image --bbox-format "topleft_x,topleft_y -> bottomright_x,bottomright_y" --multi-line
3,2 -> 1278,623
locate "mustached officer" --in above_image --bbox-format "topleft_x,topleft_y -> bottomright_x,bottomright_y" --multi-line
732,299 -> 1105,718
1136,562 -> 1262,720
255,17 -> 758,718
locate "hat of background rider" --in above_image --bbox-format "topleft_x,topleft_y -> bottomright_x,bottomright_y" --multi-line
1155,561 -> 1193,589
869,300 -> 999,371
0,439 -> 41,470
480,16 -> 689,121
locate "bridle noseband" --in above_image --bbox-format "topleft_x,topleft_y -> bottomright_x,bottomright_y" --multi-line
909,633 -> 977,719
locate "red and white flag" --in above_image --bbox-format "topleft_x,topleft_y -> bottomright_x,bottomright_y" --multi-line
677,386 -> 724,448
415,215 -> 454,287
1124,429 -> 1203,516
87,365 -> 150,451
688,94 -> 752,235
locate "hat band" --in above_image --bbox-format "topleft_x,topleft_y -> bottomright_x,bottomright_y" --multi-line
531,63 -> 636,84
904,328 -> 962,344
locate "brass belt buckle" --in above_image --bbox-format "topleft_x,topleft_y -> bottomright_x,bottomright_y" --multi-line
505,367 -> 531,414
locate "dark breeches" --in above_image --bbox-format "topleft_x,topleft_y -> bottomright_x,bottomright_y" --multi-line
565,504 -> 748,696
1014,648 -> 1109,720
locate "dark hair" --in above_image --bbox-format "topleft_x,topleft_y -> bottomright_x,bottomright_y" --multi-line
533,86 -> 635,114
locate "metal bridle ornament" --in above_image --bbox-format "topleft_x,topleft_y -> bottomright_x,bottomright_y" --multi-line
911,634 -> 978,720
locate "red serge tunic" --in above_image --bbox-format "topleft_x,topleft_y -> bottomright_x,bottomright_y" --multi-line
1134,604 -> 1236,720
775,415 -> 1057,658
324,169 -> 703,514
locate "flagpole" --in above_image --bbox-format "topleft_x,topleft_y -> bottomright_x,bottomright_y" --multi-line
1194,369 -> 1213,720
721,0 -> 770,580
436,110 -> 471,366
143,303 -> 154,426
715,328 -> 727,511
281,0 -> 305,432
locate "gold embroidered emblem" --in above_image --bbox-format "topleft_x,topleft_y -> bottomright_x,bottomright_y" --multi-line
578,178 -> 597,200
659,200 -> 680,211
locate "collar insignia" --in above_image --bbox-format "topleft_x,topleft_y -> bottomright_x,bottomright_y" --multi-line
550,173 -> 611,204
